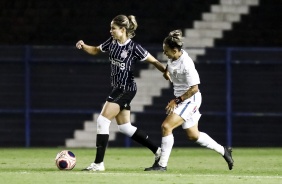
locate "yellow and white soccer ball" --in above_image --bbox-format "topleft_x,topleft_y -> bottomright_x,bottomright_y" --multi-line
55,150 -> 76,170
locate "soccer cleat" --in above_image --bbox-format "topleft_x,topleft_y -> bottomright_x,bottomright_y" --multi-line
223,147 -> 234,170
155,147 -> 161,162
150,147 -> 161,167
144,163 -> 167,171
82,162 -> 105,171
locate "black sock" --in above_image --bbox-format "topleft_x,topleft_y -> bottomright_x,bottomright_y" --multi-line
94,134 -> 109,163
131,129 -> 158,154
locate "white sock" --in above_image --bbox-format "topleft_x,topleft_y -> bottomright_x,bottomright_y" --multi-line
118,122 -> 137,137
97,115 -> 111,134
159,134 -> 174,167
196,132 -> 224,155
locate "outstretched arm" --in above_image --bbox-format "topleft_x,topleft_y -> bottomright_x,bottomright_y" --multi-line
76,40 -> 101,55
145,54 -> 171,81
145,54 -> 166,72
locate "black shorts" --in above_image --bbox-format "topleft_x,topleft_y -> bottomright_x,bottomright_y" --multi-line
106,88 -> 136,111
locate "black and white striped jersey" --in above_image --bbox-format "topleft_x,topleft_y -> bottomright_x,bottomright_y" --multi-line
99,37 -> 149,91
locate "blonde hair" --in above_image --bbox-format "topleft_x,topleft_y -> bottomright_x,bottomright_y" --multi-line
163,29 -> 183,50
112,15 -> 138,38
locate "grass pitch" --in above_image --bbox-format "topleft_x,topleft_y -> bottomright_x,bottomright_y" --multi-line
0,148 -> 281,184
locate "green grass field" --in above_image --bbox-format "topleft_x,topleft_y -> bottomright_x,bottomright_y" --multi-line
0,148 -> 281,184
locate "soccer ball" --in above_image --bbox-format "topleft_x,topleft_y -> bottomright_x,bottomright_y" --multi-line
55,150 -> 76,170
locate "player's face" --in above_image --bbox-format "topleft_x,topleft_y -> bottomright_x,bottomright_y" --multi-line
163,44 -> 176,60
110,22 -> 125,40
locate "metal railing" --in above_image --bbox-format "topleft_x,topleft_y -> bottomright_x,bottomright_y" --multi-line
1,46 -> 282,147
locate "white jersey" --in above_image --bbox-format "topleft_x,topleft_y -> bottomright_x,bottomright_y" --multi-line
167,49 -> 200,97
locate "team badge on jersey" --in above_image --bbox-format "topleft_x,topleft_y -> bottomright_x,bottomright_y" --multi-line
172,69 -> 179,78
121,50 -> 128,58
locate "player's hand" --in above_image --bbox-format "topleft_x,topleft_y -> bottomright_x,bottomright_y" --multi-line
76,40 -> 85,49
163,70 -> 172,82
165,99 -> 176,115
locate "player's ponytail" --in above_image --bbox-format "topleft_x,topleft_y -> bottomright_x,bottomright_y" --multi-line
164,29 -> 183,50
112,14 -> 137,38
127,15 -> 137,38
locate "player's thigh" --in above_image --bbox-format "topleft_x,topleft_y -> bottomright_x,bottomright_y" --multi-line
162,113 -> 184,132
184,123 -> 200,140
101,101 -> 120,120
115,109 -> 131,125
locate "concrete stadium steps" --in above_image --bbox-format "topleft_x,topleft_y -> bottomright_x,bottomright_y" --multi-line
213,0 -> 282,47
65,113 -> 136,148
185,29 -> 223,38
30,113 -> 92,147
186,0 -> 259,60
131,69 -> 170,112
65,68 -> 170,147
202,13 -> 241,22
157,0 -> 259,62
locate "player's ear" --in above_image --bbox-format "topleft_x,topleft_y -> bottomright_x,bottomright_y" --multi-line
121,27 -> 126,33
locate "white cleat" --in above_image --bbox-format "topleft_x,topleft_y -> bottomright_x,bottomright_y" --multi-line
82,162 -> 105,171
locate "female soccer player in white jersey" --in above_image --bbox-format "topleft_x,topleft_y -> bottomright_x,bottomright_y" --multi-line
76,15 -> 169,171
144,30 -> 234,171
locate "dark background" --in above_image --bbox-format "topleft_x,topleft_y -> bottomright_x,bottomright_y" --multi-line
0,0 -> 282,147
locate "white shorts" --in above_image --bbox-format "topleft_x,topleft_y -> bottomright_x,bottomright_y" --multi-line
173,91 -> 202,129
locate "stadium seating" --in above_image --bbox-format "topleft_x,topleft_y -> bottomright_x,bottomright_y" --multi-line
0,0 -> 219,45
1,0 -> 282,147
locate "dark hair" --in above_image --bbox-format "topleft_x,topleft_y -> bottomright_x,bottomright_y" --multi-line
163,30 -> 183,51
112,15 -> 138,38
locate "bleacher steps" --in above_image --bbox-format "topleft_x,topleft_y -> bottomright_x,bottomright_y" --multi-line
66,68 -> 170,147
66,113 -> 135,148
157,0 -> 259,62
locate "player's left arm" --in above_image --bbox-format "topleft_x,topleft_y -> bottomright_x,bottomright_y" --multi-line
165,85 -> 199,115
176,62 -> 200,102
179,84 -> 199,101
145,54 -> 166,72
146,54 -> 171,81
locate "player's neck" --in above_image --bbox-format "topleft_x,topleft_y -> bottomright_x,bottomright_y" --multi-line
117,36 -> 129,44
172,51 -> 182,61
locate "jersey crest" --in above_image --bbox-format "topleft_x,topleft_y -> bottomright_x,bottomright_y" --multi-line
172,69 -> 179,78
121,50 -> 128,58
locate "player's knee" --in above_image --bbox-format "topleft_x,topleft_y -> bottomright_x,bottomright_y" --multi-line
161,122 -> 173,135
118,122 -> 137,137
187,134 -> 198,141
186,131 -> 199,141
97,115 -> 111,134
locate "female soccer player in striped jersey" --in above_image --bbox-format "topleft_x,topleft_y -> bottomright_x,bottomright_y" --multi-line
76,15 -> 169,171
145,30 -> 234,171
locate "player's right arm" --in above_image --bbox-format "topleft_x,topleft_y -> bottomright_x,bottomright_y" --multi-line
76,40 -> 101,55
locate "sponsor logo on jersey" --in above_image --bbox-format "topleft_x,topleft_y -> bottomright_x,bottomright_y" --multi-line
192,106 -> 197,113
111,59 -> 125,70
